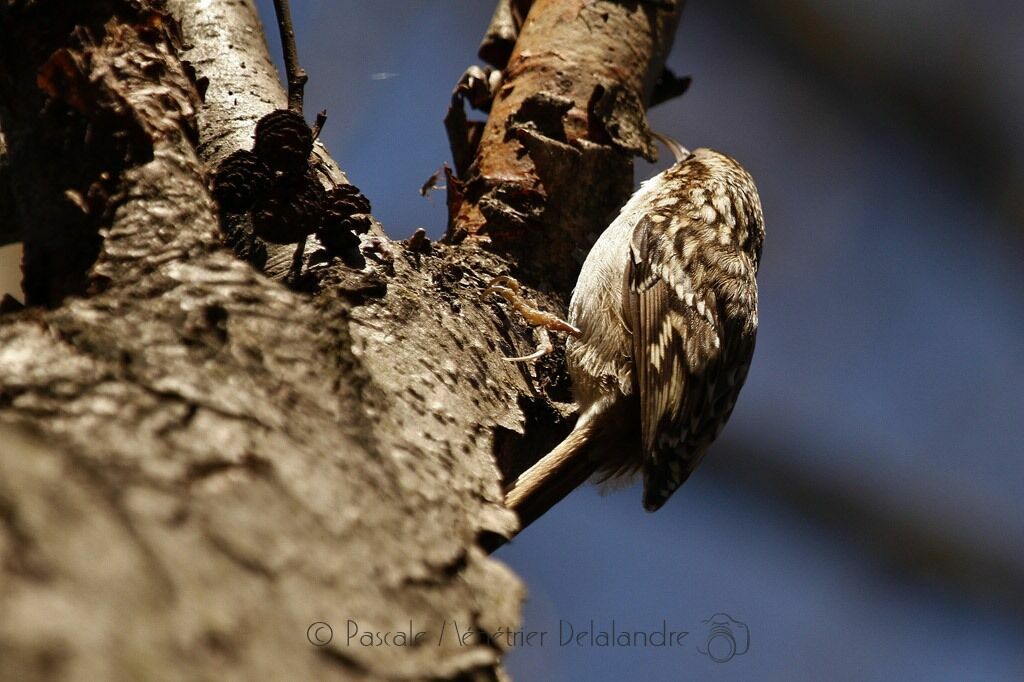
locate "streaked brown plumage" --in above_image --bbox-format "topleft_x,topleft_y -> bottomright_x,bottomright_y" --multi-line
504,143 -> 764,521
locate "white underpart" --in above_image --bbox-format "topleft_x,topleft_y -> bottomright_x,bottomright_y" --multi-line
566,169 -> 673,409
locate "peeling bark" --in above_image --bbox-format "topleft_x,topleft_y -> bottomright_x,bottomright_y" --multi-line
449,0 -> 683,293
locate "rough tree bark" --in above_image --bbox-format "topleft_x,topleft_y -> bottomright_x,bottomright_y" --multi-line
449,0 -> 681,292
0,0 -> 682,679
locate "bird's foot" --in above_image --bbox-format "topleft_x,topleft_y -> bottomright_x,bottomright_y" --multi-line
481,275 -> 581,362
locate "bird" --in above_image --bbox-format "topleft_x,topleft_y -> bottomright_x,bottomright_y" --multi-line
484,135 -> 765,528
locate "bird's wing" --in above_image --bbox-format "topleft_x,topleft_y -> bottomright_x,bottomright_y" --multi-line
625,211 -> 756,511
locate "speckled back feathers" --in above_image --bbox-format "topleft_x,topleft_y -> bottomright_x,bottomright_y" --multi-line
567,147 -> 764,511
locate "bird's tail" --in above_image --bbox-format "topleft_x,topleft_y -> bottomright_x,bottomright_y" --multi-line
503,419 -> 601,535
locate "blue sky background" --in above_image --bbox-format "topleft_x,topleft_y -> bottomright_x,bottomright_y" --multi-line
6,1 -> 1023,679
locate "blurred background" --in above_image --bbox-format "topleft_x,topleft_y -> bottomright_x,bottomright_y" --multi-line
4,1 -> 1022,679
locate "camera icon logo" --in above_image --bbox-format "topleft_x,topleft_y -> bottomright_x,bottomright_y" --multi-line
697,613 -> 749,663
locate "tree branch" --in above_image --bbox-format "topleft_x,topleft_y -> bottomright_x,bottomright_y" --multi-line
270,0 -> 308,113
449,0 -> 684,293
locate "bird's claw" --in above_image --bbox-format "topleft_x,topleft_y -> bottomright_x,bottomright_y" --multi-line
482,275 -> 580,362
502,328 -> 554,363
